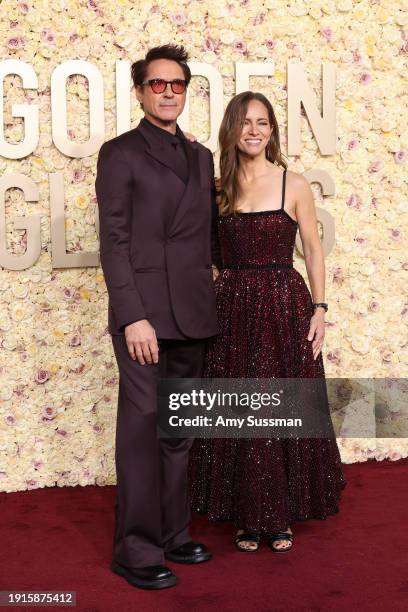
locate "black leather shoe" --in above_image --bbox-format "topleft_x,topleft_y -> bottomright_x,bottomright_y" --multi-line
164,541 -> 212,564
111,560 -> 178,590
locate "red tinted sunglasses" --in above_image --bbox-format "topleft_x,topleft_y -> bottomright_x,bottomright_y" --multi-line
141,78 -> 187,94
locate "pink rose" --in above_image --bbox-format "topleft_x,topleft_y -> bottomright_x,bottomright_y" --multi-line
381,350 -> 392,363
390,228 -> 401,240
331,266 -> 344,285
233,39 -> 247,54
389,452 -> 402,461
170,12 -> 187,26
7,37 -> 25,50
63,288 -> 75,300
40,301 -> 52,312
13,384 -> 25,397
69,334 -> 82,347
203,37 -> 220,53
19,2 -> 30,13
320,27 -> 333,42
252,12 -> 266,26
352,50 -> 362,64
72,168 -> 85,183
42,405 -> 57,420
41,29 -> 55,44
346,194 -> 361,210
394,150 -> 406,164
368,160 -> 383,173
35,369 -> 50,384
326,350 -> 341,366
359,72 -> 372,84
70,362 -> 85,374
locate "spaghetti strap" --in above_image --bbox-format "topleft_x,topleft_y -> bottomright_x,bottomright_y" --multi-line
280,169 -> 287,210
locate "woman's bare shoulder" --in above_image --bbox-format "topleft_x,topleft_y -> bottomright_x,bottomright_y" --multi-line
286,169 -> 308,185
286,170 -> 313,197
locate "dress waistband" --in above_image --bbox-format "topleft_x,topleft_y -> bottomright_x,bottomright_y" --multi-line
223,262 -> 293,270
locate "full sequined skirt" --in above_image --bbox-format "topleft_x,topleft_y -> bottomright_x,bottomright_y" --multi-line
189,268 -> 346,534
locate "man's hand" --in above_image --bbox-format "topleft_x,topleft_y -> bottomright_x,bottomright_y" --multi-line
124,319 -> 159,365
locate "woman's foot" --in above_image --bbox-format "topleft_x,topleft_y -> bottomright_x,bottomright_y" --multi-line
235,529 -> 260,552
268,527 -> 293,553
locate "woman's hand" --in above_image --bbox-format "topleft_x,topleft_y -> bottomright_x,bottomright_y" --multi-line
307,308 -> 326,360
183,131 -> 197,142
212,265 -> 220,281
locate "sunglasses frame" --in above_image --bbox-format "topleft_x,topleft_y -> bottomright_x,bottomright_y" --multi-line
141,78 -> 187,94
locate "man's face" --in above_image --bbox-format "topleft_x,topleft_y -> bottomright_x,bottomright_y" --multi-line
136,59 -> 187,127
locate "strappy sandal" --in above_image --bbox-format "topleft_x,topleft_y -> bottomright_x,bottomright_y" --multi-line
268,531 -> 294,553
235,532 -> 261,553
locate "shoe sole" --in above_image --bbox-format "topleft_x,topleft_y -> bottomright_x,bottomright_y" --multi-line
164,551 -> 213,564
111,561 -> 178,590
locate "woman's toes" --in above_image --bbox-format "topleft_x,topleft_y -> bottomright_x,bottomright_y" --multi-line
273,539 -> 289,550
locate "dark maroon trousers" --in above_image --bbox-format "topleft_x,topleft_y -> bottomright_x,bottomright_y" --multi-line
110,336 -> 206,568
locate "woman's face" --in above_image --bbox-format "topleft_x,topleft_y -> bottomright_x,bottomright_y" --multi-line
237,99 -> 273,158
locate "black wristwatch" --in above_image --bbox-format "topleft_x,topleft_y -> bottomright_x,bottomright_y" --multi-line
313,302 -> 328,312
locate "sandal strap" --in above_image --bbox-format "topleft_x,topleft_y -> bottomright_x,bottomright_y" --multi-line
235,533 -> 260,544
269,532 -> 294,542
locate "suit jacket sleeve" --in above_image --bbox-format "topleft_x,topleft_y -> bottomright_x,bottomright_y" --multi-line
208,150 -> 222,269
95,140 -> 147,330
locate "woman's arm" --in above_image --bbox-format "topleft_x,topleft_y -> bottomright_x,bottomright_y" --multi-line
294,174 -> 326,360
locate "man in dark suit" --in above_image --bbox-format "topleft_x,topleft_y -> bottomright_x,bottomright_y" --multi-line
95,44 -> 219,590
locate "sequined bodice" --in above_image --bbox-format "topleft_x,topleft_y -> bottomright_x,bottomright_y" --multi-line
219,209 -> 298,268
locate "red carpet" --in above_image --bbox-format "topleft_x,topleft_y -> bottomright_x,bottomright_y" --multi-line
1,459 -> 407,612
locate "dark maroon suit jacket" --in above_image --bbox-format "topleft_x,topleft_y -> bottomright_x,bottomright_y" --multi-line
95,119 -> 218,339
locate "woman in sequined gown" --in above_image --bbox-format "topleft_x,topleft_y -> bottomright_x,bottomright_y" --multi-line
189,92 -> 346,553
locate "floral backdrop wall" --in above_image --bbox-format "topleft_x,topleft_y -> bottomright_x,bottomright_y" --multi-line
0,0 -> 407,492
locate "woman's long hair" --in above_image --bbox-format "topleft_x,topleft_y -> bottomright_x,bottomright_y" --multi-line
218,91 -> 287,215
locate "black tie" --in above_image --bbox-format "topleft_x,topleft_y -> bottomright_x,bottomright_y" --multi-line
170,138 -> 188,184
171,139 -> 181,154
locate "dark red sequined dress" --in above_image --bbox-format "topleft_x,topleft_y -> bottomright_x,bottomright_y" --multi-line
189,169 -> 346,534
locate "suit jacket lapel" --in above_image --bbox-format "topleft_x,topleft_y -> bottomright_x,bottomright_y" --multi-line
136,119 -> 202,236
